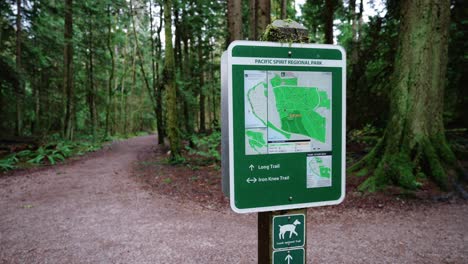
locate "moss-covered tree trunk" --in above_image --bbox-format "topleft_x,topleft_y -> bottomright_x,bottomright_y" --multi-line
351,0 -> 462,192
164,0 -> 181,160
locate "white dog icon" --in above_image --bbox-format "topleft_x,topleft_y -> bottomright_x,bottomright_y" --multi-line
278,219 -> 301,239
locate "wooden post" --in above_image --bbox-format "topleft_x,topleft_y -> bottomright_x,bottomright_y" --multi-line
258,20 -> 310,264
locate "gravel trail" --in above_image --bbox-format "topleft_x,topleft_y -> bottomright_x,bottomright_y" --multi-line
1,135 -> 466,263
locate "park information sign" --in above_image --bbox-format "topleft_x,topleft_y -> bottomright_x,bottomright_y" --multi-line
223,41 -> 346,213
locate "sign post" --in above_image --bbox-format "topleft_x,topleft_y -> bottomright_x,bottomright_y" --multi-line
222,20 -> 346,263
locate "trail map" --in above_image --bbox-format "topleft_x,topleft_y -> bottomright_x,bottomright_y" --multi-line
244,70 -> 332,155
306,155 -> 332,188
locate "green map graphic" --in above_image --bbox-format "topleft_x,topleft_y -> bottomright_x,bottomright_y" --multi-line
308,157 -> 331,179
270,74 -> 330,142
245,130 -> 267,154
244,70 -> 331,155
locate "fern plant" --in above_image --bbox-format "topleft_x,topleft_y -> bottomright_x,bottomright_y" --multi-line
27,146 -> 67,165
0,155 -> 18,171
187,132 -> 221,163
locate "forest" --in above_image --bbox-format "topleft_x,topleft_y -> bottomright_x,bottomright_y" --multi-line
0,0 -> 467,193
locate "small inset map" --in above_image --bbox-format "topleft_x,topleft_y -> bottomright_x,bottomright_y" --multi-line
245,128 -> 268,155
307,155 -> 332,188
244,70 -> 332,155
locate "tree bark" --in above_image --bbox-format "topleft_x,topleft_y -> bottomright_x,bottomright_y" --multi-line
249,0 -> 257,40
228,0 -> 243,44
351,0 -> 461,193
157,1 -> 165,143
198,35 -> 206,133
33,70 -> 41,135
105,5 -> 115,137
349,0 -> 356,41
174,2 -> 183,70
280,0 -> 287,19
164,0 -> 181,160
149,0 -> 166,144
63,0 -> 74,140
15,0 -> 23,136
181,6 -> 194,140
87,12 -> 97,139
324,0 -> 334,44
256,0 -> 270,40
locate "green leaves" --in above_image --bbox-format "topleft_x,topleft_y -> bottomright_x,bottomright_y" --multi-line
0,155 -> 18,171
26,144 -> 69,165
186,131 -> 221,165
1,141 -> 102,169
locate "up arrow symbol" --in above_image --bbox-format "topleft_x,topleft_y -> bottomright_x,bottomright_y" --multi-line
285,253 -> 293,264
249,164 -> 254,171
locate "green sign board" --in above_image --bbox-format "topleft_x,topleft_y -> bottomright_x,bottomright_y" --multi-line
273,214 -> 305,250
272,248 -> 304,264
223,41 -> 346,213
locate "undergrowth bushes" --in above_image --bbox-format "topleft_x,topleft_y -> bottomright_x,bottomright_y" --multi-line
0,141 -> 102,171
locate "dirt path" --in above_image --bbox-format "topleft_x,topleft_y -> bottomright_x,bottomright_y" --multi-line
1,135 -> 467,263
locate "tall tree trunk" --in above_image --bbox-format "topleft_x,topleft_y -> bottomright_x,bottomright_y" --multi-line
181,6 -> 194,139
33,71 -> 41,135
127,44 -> 138,134
256,0 -> 270,40
164,0 -> 181,160
349,0 -> 356,41
249,0 -> 257,40
210,46 -> 218,129
349,0 -> 366,129
350,0 -> 462,193
87,13 -> 97,139
280,0 -> 287,19
153,1 -> 165,144
149,0 -> 159,137
198,35 -> 206,133
228,0 -> 243,44
105,6 -> 115,137
63,0 -> 74,140
15,0 -> 23,136
173,2 -> 182,69
324,0 -> 334,44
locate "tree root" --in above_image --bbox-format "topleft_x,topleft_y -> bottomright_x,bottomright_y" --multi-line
353,134 -> 466,194
453,182 -> 468,200
348,137 -> 384,173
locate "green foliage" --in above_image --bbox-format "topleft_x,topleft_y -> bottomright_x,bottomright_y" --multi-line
27,146 -> 66,165
5,140 -> 102,168
25,142 -> 75,165
348,124 -> 381,145
0,155 -> 19,171
162,178 -> 172,184
186,131 -> 221,164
